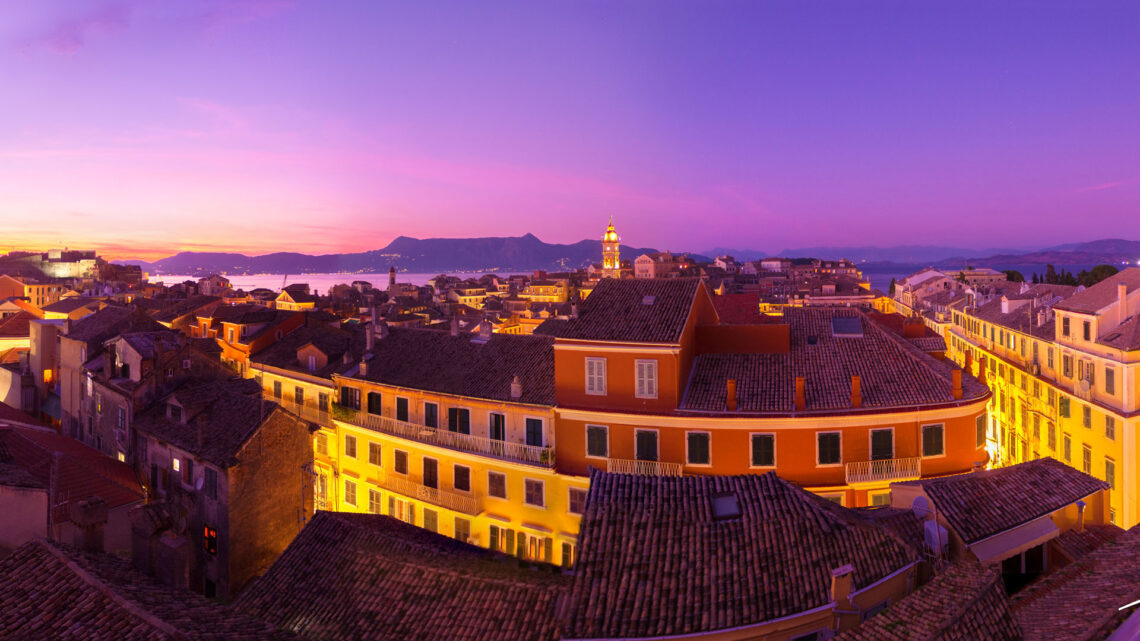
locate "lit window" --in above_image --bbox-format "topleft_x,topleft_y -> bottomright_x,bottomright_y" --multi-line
453,465 -> 471,492
344,435 -> 357,458
368,442 -> 381,466
344,479 -> 357,506
393,450 -> 408,475
172,457 -> 181,472
203,526 -> 217,555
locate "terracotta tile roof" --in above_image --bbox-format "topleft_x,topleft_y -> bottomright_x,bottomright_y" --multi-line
67,307 -> 167,347
41,296 -> 101,314
0,310 -> 35,338
1012,524 -> 1140,641
133,379 -> 289,468
894,458 -> 1108,544
352,327 -> 554,405
711,293 -> 774,325
252,322 -> 365,380
200,303 -> 276,325
1050,523 -> 1124,562
855,507 -> 925,553
681,308 -> 987,413
908,336 -> 947,352
969,294 -> 1063,339
148,295 -> 221,323
1053,267 -> 1140,314
835,560 -> 1021,641
535,278 -> 703,344
117,331 -> 183,360
562,470 -> 919,639
0,425 -> 143,517
1098,314 -> 1140,351
0,539 -> 300,640
236,511 -> 569,641
0,400 -> 43,427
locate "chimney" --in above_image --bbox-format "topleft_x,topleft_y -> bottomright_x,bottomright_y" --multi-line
1119,282 -> 1129,324
571,303 -> 579,319
71,497 -> 108,553
952,369 -> 963,400
479,320 -> 492,341
794,376 -> 806,411
450,316 -> 459,337
1076,499 -> 1086,533
377,320 -> 389,340
726,379 -> 737,411
965,350 -> 973,374
977,356 -> 987,386
830,564 -> 854,610
850,375 -> 862,408
1001,297 -> 1010,315
1037,309 -> 1046,328
510,375 -> 522,400
359,358 -> 368,376
365,321 -> 374,353
342,352 -> 351,365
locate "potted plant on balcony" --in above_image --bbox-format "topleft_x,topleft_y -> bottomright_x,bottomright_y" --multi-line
329,402 -> 356,422
539,447 -> 552,465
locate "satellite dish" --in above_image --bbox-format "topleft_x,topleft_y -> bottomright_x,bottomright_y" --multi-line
195,476 -> 204,491
911,496 -> 931,520
1079,379 -> 1090,395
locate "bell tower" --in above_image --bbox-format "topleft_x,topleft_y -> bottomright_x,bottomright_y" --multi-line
602,216 -> 621,278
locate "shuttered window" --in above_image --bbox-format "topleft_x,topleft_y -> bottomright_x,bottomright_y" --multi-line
686,432 -> 710,465
817,432 -> 841,465
585,358 -> 606,395
489,413 -> 506,441
635,430 -> 658,461
635,360 -> 658,399
367,392 -> 382,415
525,418 -> 544,447
586,425 -> 608,457
751,434 -> 774,467
395,397 -> 409,422
922,424 -> 944,457
447,408 -> 470,434
423,459 -> 438,489
870,429 -> 893,460
424,402 -> 438,428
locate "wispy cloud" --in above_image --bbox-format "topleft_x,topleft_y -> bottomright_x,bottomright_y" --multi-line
1074,177 -> 1140,194
16,3 -> 131,55
196,0 -> 295,35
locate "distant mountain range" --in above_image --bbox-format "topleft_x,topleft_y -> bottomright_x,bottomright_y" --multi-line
115,233 -> 671,276
114,235 -> 1140,277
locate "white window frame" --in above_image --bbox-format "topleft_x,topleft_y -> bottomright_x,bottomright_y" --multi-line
635,359 -> 658,399
921,423 -> 946,459
818,493 -> 845,506
684,430 -> 712,466
523,415 -> 546,448
815,431 -> 842,467
868,427 -> 895,460
393,449 -> 409,475
523,478 -> 546,508
869,491 -> 891,507
487,470 -> 508,500
585,357 -> 607,396
344,479 -> 357,506
584,424 -> 609,459
749,432 -> 776,469
567,486 -> 588,515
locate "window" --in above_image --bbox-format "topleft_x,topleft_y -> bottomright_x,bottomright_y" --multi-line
569,487 -> 588,515
204,467 -> 217,500
817,432 -> 841,465
870,492 -> 890,507
1032,414 -> 1040,439
368,489 -> 382,514
423,458 -> 439,489
635,430 -> 659,462
1083,321 -> 1091,341
203,526 -> 217,555
273,380 -> 282,399
344,434 -> 357,458
1106,416 -> 1116,440
586,425 -> 608,457
1063,433 -> 1072,462
525,418 -> 544,447
172,457 -> 181,473
367,392 -> 382,415
1047,422 -> 1056,450
368,442 -> 382,466
454,464 -> 471,492
423,508 -> 438,533
489,413 -> 506,441
447,408 -> 471,434
976,415 -> 986,448
870,428 -> 893,460
635,359 -> 658,399
455,518 -> 471,543
1062,355 -> 1073,378
685,432 -> 711,465
1105,458 -> 1116,490
751,434 -> 775,467
488,471 -> 507,499
396,397 -> 409,422
424,402 -> 438,428
319,392 -> 329,413
1059,396 -> 1070,418
182,458 -> 194,486
315,432 -> 328,455
524,479 -> 545,507
585,357 -> 607,395
1062,316 -> 1070,336
922,424 -> 944,457
393,449 -> 408,474
1082,445 -> 1092,474
307,354 -> 317,371
1105,368 -> 1115,395
1082,405 -> 1092,429
344,479 -> 357,506
117,406 -> 127,429
294,386 -> 304,406
1047,348 -> 1054,370
340,386 -> 361,410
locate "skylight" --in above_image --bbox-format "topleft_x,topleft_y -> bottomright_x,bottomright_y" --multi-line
711,493 -> 741,520
831,316 -> 863,338
642,295 -> 656,305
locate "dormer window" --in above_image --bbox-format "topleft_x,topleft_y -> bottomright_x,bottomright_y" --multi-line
168,404 -> 182,423
308,355 -> 317,372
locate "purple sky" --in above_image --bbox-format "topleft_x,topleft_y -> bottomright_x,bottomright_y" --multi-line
2,1 -> 1138,260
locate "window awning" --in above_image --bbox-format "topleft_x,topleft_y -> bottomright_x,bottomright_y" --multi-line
968,515 -> 1059,564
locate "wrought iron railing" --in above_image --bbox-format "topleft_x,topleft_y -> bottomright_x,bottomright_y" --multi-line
844,456 -> 922,485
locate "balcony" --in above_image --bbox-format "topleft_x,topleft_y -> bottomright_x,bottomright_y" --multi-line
845,457 -> 922,485
380,474 -> 480,516
275,398 -> 331,426
607,458 -> 683,477
347,412 -> 554,468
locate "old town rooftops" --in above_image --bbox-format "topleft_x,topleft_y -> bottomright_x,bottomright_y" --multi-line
562,469 -> 919,639
0,539 -> 300,640
834,559 -> 1021,641
894,457 -> 1108,544
235,511 -> 568,641
251,322 -> 366,379
681,308 -> 986,414
67,306 -> 167,348
1053,267 -> 1140,314
535,278 -> 704,344
1098,313 -> 1140,351
347,326 -> 555,405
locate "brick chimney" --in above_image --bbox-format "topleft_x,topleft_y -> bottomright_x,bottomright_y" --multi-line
952,369 -> 963,400
510,375 -> 522,400
964,350 -> 973,374
794,376 -> 806,411
977,356 -> 987,385
70,497 -> 108,553
450,316 -> 460,337
830,564 -> 854,610
726,379 -> 737,411
850,375 -> 862,409
479,320 -> 492,341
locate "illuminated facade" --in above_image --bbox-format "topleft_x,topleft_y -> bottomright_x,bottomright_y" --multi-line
601,216 -> 620,279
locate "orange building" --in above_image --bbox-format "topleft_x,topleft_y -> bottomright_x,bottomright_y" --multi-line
192,304 -> 306,376
538,278 -> 991,507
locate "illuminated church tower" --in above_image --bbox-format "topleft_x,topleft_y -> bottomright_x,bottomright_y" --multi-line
602,216 -> 621,278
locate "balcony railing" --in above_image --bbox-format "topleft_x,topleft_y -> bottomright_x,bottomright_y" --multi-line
845,457 -> 922,485
275,398 -> 331,426
380,474 -> 480,516
607,458 -> 683,477
348,412 -> 554,468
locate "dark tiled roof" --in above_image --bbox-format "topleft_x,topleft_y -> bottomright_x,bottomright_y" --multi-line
1053,267 -> 1140,314
118,331 -> 182,360
855,507 -> 925,553
41,296 -> 100,314
894,458 -> 1108,544
563,470 -> 919,639
0,539 -> 300,640
908,335 -> 947,352
148,295 -> 221,323
1051,524 -> 1124,562
835,560 -> 1021,641
353,327 -> 554,405
132,379 -> 286,468
1012,525 -> 1140,641
252,323 -> 365,379
535,278 -> 702,344
0,310 -> 34,338
201,303 -> 276,325
681,308 -> 987,413
236,511 -> 568,641
68,307 -> 166,347
1098,314 -> 1140,351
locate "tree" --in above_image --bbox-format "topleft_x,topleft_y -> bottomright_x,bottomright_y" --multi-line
1032,273 -> 1039,284
1045,264 -> 1058,284
1002,270 -> 1025,283
888,278 -> 896,296
1079,264 -> 1119,287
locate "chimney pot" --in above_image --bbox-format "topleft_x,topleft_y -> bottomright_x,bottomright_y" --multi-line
952,369 -> 963,400
1076,499 -> 1086,533
794,376 -> 806,411
850,375 -> 862,408
726,379 -> 737,411
1119,282 -> 1129,323
510,375 -> 522,400
830,564 -> 854,609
